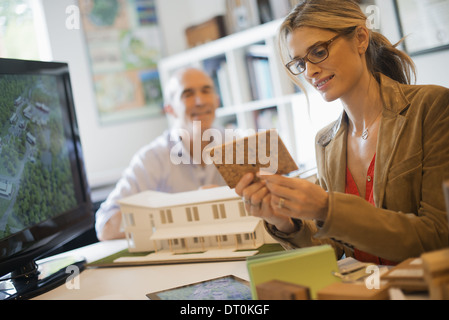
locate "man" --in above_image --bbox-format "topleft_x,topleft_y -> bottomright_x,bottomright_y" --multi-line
95,68 -> 226,241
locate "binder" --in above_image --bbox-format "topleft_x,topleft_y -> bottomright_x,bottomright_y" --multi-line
246,245 -> 341,299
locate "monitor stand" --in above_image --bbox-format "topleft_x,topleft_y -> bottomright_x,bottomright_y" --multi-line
0,255 -> 86,300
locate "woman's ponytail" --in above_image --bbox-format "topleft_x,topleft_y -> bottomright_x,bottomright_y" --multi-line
367,32 -> 416,85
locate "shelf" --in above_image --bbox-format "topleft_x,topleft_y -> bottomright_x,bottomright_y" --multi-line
158,19 -> 283,72
216,93 -> 297,117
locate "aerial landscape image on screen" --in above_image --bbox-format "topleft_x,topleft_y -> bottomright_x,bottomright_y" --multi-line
154,276 -> 252,300
0,74 -> 77,239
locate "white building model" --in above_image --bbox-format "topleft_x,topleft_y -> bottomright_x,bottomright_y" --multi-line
118,186 -> 276,257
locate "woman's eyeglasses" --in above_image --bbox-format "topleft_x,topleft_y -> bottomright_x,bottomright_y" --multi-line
285,33 -> 342,75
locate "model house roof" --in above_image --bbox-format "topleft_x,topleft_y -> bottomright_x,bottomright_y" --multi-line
118,186 -> 241,209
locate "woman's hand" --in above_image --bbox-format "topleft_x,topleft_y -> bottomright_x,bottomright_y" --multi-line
259,172 -> 329,222
235,173 -> 297,233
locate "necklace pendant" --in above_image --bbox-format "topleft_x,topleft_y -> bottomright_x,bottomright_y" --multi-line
362,129 -> 369,140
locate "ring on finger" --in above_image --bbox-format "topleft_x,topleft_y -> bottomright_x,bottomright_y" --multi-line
278,197 -> 285,209
251,202 -> 261,210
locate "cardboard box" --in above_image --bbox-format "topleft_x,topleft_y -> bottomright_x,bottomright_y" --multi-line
317,282 -> 390,300
256,280 -> 310,300
185,16 -> 227,48
421,248 -> 449,300
247,245 -> 340,300
382,257 -> 427,292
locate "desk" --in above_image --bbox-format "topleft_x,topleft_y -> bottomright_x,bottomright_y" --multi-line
33,240 -> 250,300
33,241 -> 432,301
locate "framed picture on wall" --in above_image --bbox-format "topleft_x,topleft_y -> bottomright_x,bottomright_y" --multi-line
394,0 -> 449,56
79,0 -> 165,125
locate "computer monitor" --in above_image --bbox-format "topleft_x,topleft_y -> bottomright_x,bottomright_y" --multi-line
0,58 -> 94,299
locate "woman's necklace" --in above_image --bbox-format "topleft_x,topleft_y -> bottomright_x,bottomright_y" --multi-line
361,111 -> 382,140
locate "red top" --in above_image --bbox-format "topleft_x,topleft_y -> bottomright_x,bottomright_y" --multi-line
345,155 -> 397,266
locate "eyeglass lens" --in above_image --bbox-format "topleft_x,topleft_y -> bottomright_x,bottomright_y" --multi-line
291,44 -> 329,74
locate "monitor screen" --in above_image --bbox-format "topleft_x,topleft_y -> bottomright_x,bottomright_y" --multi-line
0,58 -> 93,296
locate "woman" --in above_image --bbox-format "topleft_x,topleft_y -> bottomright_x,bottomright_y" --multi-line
236,0 -> 449,264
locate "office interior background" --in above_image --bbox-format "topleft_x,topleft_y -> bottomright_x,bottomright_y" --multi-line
1,0 -> 448,243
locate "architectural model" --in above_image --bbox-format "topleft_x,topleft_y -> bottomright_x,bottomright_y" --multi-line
118,186 -> 276,260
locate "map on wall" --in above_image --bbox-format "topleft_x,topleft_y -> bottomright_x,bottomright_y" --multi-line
79,0 -> 164,125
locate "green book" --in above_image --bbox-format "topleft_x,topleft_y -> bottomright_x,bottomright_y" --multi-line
246,245 -> 341,299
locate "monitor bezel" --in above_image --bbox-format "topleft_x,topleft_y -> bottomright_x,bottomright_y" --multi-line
0,58 -> 94,278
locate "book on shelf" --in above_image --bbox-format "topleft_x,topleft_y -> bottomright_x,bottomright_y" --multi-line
225,0 -> 299,34
257,0 -> 274,24
246,45 -> 274,101
221,118 -> 238,130
258,0 -> 293,23
254,107 -> 278,130
203,57 -> 233,108
216,61 -> 233,107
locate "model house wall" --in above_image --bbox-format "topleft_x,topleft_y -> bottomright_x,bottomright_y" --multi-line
118,186 -> 276,253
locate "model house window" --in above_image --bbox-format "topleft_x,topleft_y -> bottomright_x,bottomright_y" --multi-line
125,213 -> 135,227
193,207 -> 199,221
212,204 -> 219,219
160,210 -> 166,224
244,232 -> 257,241
219,204 -> 226,219
186,207 -> 200,222
238,201 -> 248,217
236,234 -> 242,244
193,237 -> 204,244
186,208 -> 192,221
212,203 -> 227,219
216,235 -> 228,242
148,213 -> 155,233
126,232 -> 135,249
160,209 -> 173,224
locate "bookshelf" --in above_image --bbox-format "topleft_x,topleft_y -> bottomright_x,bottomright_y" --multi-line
158,18 -> 342,172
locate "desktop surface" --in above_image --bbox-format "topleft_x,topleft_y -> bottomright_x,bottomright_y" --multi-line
32,240 -> 434,302
33,240 -> 250,300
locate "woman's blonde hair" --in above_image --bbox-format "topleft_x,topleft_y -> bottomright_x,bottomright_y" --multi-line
279,0 -> 416,88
